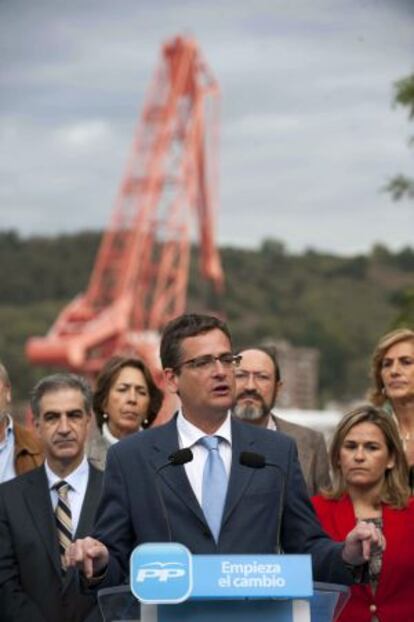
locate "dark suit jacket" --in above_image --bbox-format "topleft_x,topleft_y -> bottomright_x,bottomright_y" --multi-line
93,416 -> 353,588
272,414 -> 331,495
0,463 -> 103,622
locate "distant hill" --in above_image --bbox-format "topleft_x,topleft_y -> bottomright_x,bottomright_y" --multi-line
1,230 -> 413,404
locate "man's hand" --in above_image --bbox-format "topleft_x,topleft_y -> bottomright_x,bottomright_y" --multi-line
66,537 -> 109,579
342,521 -> 385,566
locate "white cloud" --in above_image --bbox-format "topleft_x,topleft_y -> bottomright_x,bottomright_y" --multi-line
54,120 -> 111,150
0,0 -> 413,255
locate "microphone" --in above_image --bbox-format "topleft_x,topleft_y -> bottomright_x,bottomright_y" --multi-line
239,451 -> 267,469
155,448 -> 193,541
239,451 -> 286,554
168,447 -> 193,466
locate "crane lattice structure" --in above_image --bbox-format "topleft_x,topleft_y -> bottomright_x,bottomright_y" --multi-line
26,36 -> 224,383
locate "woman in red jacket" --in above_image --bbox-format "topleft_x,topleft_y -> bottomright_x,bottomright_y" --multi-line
312,405 -> 413,622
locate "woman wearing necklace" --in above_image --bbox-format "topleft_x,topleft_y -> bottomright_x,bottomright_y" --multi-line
369,328 -> 414,491
312,405 -> 413,622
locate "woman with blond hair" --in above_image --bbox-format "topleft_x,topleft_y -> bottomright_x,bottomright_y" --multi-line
369,328 -> 414,487
312,405 -> 413,622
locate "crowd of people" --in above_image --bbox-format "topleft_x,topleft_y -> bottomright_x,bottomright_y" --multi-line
0,317 -> 413,622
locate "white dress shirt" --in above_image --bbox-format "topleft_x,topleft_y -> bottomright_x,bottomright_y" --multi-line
102,422 -> 119,446
45,456 -> 89,535
0,415 -> 16,483
176,410 -> 232,507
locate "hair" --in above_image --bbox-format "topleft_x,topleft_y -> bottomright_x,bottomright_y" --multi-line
30,373 -> 93,419
237,345 -> 282,383
369,328 -> 414,406
323,404 -> 410,508
93,356 -> 163,430
160,313 -> 232,370
0,361 -> 10,387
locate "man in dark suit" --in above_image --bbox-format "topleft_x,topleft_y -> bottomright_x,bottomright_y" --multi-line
0,373 -> 103,622
233,346 -> 331,495
68,314 -> 383,588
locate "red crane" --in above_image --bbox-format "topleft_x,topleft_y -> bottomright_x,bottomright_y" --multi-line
26,36 -> 224,405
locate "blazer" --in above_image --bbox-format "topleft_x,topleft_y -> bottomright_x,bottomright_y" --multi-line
93,415 -> 354,588
272,414 -> 331,495
87,428 -> 111,472
14,421 -> 44,476
312,494 -> 414,622
0,463 -> 103,622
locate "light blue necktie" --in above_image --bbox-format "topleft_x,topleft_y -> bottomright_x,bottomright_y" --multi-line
200,435 -> 228,542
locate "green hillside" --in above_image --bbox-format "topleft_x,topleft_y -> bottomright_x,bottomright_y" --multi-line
1,230 -> 413,405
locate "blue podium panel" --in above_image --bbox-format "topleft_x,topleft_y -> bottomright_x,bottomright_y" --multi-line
192,554 -> 313,599
131,544 -> 312,604
130,543 -> 193,604
141,600 -> 311,622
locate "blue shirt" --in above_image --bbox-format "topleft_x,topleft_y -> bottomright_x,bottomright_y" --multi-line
0,415 -> 16,483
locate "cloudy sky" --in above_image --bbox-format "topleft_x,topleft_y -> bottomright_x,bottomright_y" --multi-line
1,0 -> 413,255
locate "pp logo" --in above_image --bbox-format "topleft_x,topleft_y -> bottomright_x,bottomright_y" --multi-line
130,543 -> 193,603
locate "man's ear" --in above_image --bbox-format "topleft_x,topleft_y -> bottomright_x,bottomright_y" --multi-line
33,416 -> 42,438
275,380 -> 283,395
163,368 -> 180,395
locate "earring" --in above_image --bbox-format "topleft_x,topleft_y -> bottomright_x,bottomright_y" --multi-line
103,413 -> 109,421
143,418 -> 149,426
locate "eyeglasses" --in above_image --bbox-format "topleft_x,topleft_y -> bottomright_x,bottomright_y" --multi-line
235,370 -> 273,384
176,353 -> 242,372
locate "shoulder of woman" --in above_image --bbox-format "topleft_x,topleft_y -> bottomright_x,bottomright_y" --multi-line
311,493 -> 350,510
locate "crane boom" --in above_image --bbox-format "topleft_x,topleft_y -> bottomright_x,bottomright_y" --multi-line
26,35 -> 224,376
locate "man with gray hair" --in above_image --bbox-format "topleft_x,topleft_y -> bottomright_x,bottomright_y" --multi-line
0,360 -> 43,483
0,373 -> 102,622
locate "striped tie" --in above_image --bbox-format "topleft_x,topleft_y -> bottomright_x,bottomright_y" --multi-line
54,480 -> 73,571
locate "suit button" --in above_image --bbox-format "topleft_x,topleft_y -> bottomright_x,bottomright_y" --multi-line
369,604 -> 377,613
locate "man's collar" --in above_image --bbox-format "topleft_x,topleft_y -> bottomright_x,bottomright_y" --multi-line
177,409 -> 232,447
0,413 -> 13,431
45,455 -> 89,492
0,414 -> 13,443
267,410 -> 278,431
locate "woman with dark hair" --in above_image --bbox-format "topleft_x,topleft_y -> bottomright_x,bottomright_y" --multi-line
369,328 -> 414,487
312,405 -> 414,622
88,356 -> 163,470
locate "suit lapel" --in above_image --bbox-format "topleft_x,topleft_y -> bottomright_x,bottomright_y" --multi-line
221,418 -> 256,527
61,464 -> 103,593
24,466 -> 62,578
332,495 -> 357,539
75,464 -> 103,538
149,417 -> 206,525
150,417 -> 259,532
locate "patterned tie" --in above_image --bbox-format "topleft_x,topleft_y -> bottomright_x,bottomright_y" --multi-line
54,480 -> 73,571
199,436 -> 228,542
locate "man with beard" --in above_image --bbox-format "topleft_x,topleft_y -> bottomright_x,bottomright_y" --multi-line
233,346 -> 330,495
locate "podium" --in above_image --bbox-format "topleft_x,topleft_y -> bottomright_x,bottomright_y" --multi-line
98,543 -> 349,622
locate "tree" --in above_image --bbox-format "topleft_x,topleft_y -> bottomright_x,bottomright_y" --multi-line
385,73 -> 414,201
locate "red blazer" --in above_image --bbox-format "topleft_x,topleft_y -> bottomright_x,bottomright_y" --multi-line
312,494 -> 414,622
